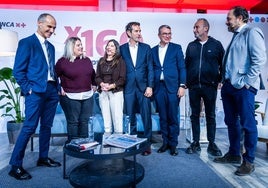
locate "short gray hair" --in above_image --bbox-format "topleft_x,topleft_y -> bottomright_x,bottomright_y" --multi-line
37,13 -> 55,23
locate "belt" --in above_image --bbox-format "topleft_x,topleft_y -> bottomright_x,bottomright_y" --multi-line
47,80 -> 56,84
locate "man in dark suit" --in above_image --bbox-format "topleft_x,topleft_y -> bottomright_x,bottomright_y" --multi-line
152,25 -> 186,156
214,6 -> 266,176
9,13 -> 61,180
120,21 -> 154,156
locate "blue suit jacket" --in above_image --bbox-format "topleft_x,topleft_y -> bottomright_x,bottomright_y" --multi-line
13,34 -> 57,95
224,25 -> 266,89
120,42 -> 154,94
152,42 -> 186,94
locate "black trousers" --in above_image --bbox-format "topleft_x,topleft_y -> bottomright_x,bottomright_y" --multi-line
60,95 -> 93,141
188,85 -> 217,143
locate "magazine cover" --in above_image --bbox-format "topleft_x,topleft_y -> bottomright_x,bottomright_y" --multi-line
103,134 -> 147,149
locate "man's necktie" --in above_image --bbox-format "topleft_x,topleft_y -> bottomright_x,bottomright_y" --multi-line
44,40 -> 55,80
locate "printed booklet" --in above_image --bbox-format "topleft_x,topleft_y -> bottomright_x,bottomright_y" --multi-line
103,134 -> 147,149
66,138 -> 99,152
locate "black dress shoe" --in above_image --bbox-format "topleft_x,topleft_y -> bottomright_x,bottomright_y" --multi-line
170,146 -> 178,156
185,141 -> 201,154
207,142 -> 222,156
157,144 -> 169,153
8,167 -> 32,180
37,157 -> 61,167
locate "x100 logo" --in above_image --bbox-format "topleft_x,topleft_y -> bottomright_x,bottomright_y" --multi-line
64,26 -> 134,57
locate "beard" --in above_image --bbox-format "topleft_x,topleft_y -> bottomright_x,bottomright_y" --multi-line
194,34 -> 201,40
227,25 -> 235,32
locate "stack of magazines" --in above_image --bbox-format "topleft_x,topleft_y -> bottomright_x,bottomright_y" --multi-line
65,138 -> 99,152
103,134 -> 147,149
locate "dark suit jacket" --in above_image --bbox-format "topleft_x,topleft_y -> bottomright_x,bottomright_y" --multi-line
120,42 -> 154,94
13,34 -> 56,95
152,42 -> 186,94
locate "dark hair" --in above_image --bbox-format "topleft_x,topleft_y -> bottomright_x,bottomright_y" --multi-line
125,22 -> 141,38
197,18 -> 210,32
231,6 -> 249,23
99,39 -> 122,67
125,22 -> 140,32
158,25 -> 171,35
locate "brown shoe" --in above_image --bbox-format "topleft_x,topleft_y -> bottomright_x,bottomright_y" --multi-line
235,161 -> 255,176
213,152 -> 241,164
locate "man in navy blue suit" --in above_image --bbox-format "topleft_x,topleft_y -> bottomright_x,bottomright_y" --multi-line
9,13 -> 61,180
152,25 -> 186,156
120,22 -> 154,156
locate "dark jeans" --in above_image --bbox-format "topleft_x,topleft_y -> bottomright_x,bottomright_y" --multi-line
60,95 -> 93,141
189,85 -> 217,143
221,82 -> 257,163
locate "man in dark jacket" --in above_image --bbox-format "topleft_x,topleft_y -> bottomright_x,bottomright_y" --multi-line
185,18 -> 224,156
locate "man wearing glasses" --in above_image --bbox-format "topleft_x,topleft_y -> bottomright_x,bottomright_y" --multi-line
152,25 -> 186,156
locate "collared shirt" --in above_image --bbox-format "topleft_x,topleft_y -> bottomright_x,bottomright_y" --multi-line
236,23 -> 246,32
35,32 -> 54,81
225,24 -> 246,80
129,42 -> 138,67
158,43 -> 168,80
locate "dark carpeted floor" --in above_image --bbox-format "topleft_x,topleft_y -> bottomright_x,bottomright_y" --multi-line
136,148 -> 232,188
0,147 -> 232,188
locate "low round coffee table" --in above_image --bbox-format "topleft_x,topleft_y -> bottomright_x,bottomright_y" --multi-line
63,141 -> 149,188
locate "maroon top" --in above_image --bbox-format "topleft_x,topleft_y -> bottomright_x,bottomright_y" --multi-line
55,57 -> 96,93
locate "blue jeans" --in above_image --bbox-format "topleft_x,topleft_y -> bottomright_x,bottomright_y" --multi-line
60,95 -> 93,141
221,82 -> 257,163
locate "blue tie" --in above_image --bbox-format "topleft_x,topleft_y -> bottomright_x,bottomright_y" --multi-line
45,40 -> 55,80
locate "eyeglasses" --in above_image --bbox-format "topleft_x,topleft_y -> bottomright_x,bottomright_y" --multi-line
161,32 -> 172,36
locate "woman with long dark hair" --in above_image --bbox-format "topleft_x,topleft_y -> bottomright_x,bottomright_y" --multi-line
95,39 -> 126,135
